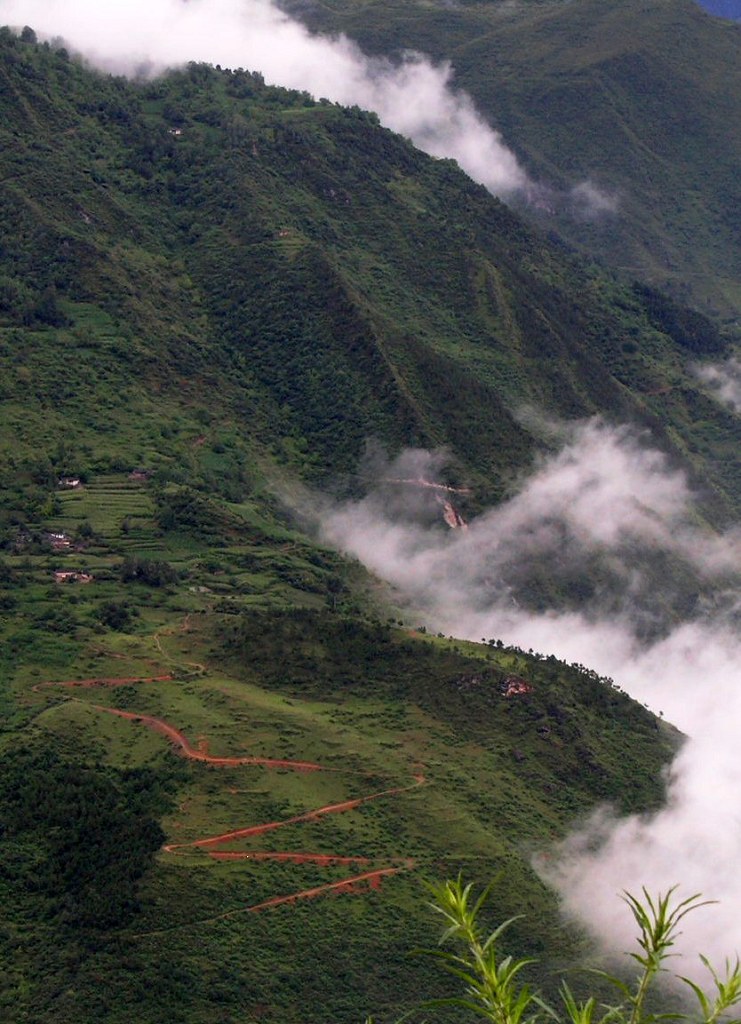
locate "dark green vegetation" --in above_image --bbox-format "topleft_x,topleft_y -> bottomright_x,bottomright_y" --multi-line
1,25 -> 740,514
283,0 -> 741,322
0,749 -> 169,928
0,26 -> 734,1024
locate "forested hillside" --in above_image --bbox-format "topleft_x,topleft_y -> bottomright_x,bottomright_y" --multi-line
284,0 -> 741,321
1,26 -> 739,511
0,27 -> 734,1024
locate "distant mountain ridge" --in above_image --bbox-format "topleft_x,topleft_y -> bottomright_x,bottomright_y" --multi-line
283,0 -> 741,322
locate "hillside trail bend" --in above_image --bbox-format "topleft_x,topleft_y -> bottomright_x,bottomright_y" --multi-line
35,670 -> 425,926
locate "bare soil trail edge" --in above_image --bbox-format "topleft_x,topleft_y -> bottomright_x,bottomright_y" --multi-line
37,673 -> 424,928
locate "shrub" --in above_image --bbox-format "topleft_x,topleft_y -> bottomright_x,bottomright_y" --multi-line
98,600 -> 134,631
120,556 -> 178,587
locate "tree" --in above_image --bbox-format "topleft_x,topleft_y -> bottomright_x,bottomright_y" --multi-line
98,601 -> 134,631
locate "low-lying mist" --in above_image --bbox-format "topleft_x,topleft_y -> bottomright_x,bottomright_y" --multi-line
317,420 -> 741,971
695,357 -> 741,412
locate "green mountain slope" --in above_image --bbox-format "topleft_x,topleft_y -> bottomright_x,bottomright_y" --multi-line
283,0 -> 741,321
0,29 -> 730,1023
2,606 -> 676,1024
1,28 -> 739,514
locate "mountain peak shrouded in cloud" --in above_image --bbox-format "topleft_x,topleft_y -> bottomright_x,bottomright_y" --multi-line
0,0 -> 530,196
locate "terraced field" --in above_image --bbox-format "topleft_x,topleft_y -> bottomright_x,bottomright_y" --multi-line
50,476 -> 163,554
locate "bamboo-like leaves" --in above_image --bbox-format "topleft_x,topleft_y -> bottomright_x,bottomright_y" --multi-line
416,876 -> 545,1024
406,879 -> 735,1024
679,956 -> 741,1024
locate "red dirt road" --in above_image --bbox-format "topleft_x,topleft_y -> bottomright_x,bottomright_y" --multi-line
163,775 -> 424,864
246,868 -> 403,912
209,852 -> 370,866
90,704 -> 326,771
37,674 -> 423,921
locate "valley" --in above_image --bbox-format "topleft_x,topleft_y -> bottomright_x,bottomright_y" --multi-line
0,16 -> 738,1023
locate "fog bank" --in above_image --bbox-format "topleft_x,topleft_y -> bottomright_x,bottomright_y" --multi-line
319,421 -> 741,970
695,357 -> 741,412
1,0 -> 529,195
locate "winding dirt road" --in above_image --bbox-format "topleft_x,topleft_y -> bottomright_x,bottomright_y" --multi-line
37,673 -> 422,921
90,704 -> 327,771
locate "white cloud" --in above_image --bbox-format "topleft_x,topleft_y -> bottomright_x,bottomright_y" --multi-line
695,357 -> 741,412
570,180 -> 619,218
0,0 -> 529,195
317,420 -> 741,970
322,421 -> 741,626
539,619 -> 741,972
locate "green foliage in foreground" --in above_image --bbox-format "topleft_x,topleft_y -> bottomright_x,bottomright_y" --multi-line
407,879 -> 741,1024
